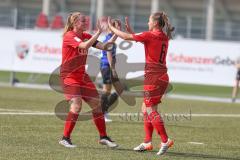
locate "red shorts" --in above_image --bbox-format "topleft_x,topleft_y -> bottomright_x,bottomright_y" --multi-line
61,73 -> 99,102
143,72 -> 169,107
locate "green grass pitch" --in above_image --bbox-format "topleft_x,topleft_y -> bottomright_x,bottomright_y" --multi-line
0,86 -> 240,160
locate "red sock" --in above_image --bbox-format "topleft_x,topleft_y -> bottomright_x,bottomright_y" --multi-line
92,112 -> 107,137
143,112 -> 154,143
149,111 -> 168,143
63,111 -> 79,138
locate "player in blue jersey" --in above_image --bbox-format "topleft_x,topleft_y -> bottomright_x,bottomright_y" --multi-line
100,19 -> 120,122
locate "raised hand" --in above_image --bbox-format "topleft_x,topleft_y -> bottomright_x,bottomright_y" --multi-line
107,17 -> 113,29
96,19 -> 103,33
125,17 -> 134,34
114,19 -> 122,30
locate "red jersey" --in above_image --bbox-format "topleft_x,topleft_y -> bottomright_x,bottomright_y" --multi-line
133,30 -> 169,107
61,31 -> 92,80
132,30 -> 169,71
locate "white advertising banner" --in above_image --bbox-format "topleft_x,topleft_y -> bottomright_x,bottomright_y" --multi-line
0,28 -> 15,71
0,28 -> 239,86
0,28 -> 62,74
167,39 -> 240,86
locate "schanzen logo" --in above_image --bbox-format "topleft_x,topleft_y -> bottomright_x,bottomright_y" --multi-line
168,53 -> 235,66
15,41 -> 30,60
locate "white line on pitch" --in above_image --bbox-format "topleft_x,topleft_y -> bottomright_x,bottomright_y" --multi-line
0,112 -> 54,115
0,111 -> 240,118
188,142 -> 205,145
110,113 -> 240,117
0,108 -> 40,112
189,114 -> 240,117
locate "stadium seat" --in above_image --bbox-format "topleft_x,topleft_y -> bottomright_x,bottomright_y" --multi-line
35,12 -> 49,28
50,15 -> 64,29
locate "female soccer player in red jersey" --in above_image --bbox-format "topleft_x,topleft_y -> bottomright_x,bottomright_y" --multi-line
108,12 -> 174,155
59,12 -> 118,148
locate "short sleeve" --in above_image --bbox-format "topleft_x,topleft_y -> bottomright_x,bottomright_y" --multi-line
83,32 -> 92,40
63,32 -> 82,48
132,31 -> 151,42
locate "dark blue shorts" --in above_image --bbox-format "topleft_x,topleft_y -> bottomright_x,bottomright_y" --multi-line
100,66 -> 112,84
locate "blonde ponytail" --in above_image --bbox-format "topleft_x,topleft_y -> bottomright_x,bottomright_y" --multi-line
63,12 -> 82,36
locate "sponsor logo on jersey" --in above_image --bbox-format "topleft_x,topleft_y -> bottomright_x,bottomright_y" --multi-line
74,37 -> 81,42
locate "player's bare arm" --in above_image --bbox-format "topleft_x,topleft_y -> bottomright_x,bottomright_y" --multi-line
108,17 -> 134,41
236,64 -> 240,69
94,39 -> 116,51
78,20 -> 102,49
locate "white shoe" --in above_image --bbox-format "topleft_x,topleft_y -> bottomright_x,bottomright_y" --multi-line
104,113 -> 113,122
156,139 -> 174,155
99,136 -> 118,148
133,142 -> 153,151
105,117 -> 113,122
59,137 -> 77,148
